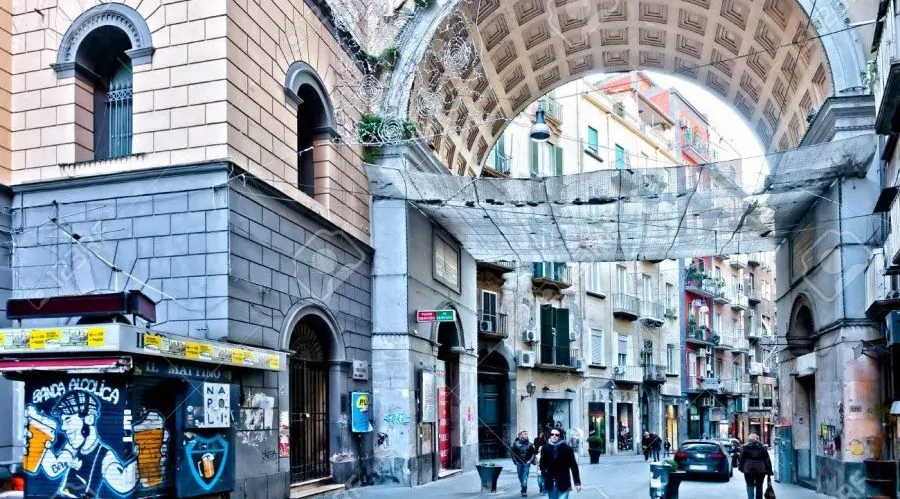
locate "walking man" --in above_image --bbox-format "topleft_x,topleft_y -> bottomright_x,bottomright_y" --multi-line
664,439 -> 671,458
512,430 -> 536,497
738,433 -> 773,499
539,428 -> 581,499
641,432 -> 651,461
649,432 -> 662,461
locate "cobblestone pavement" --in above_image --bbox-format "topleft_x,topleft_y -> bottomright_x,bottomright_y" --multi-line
347,455 -> 837,499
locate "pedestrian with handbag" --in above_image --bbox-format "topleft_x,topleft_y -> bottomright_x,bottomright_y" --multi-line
512,430 -> 536,497
738,433 -> 774,499
539,428 -> 581,499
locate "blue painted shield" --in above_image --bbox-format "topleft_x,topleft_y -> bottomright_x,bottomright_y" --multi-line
183,434 -> 229,491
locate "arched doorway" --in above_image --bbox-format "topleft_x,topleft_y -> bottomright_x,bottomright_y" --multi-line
289,317 -> 331,483
477,349 -> 511,459
436,314 -> 463,471
788,297 -> 816,485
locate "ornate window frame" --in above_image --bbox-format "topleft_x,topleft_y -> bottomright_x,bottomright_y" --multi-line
51,3 -> 154,79
284,61 -> 338,139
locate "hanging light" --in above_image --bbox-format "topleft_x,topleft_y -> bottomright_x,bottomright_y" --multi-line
530,102 -> 551,142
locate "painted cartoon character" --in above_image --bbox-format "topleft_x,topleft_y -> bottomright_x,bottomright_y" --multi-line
24,390 -> 138,498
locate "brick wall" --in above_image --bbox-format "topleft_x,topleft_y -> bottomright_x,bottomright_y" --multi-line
10,0 -> 229,183
0,2 -> 10,184
226,0 -> 370,244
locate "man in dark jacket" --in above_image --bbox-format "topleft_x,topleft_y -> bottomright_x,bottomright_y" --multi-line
641,432 -> 652,461
738,433 -> 773,499
512,430 -> 536,497
539,428 -> 581,499
649,432 -> 662,461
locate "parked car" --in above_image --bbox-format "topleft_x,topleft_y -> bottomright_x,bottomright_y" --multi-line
713,438 -> 741,467
674,440 -> 732,481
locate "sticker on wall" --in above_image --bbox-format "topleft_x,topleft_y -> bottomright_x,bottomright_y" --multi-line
279,411 -> 290,458
201,383 -> 231,428
23,377 -> 138,498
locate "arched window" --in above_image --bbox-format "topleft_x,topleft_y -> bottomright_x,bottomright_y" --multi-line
52,4 -> 154,161
285,62 -> 337,198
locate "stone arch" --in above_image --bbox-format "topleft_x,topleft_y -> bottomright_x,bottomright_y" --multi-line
52,3 -> 154,78
381,0 -> 867,171
787,294 -> 816,355
430,302 -> 466,350
284,61 -> 338,137
280,299 -> 347,361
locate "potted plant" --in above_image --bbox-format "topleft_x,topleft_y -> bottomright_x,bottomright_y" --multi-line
586,435 -> 604,464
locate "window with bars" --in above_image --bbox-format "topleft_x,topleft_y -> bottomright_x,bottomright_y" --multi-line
99,63 -> 133,160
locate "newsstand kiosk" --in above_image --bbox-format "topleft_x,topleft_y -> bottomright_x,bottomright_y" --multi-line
0,291 -> 286,499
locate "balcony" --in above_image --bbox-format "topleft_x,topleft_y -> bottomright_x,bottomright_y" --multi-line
478,260 -> 516,275
639,300 -> 665,327
612,364 -> 643,384
722,379 -> 752,395
532,262 -> 572,293
685,277 -> 715,298
747,288 -> 762,305
747,253 -> 762,266
729,292 -> 749,310
613,293 -> 641,320
865,248 -> 900,321
713,284 -> 730,304
478,311 -> 508,339
712,332 -> 732,350
731,337 -> 750,353
643,364 -> 667,384
538,345 -> 579,370
729,254 -> 748,269
661,382 -> 682,397
748,362 -> 766,376
686,375 -> 721,392
687,324 -> 713,345
540,96 -> 563,124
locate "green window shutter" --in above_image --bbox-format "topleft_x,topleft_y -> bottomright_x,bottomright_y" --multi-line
615,145 -> 625,169
530,141 -> 539,176
587,127 -> 598,152
556,308 -> 570,365
554,145 -> 563,175
540,305 -> 554,362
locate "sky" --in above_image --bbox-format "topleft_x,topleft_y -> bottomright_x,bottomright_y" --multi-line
643,71 -> 770,192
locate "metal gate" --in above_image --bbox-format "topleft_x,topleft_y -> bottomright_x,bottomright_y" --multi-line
289,323 -> 330,484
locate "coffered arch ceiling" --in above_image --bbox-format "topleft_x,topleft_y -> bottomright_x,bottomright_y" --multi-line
399,0 -> 864,176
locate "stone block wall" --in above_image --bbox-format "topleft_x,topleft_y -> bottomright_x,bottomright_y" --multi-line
0,1 -> 10,184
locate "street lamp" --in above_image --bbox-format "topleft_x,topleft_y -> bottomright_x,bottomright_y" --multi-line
530,102 -> 551,142
521,381 -> 537,401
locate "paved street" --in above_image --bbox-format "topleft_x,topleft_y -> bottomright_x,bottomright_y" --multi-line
350,455 -> 833,499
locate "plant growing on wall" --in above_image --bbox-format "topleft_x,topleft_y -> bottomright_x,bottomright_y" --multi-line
366,46 -> 401,72
357,113 -> 418,163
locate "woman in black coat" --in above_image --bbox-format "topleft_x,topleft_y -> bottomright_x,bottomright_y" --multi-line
539,428 -> 581,499
739,433 -> 773,499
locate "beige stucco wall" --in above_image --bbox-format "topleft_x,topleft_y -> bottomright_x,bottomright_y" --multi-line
9,0 -> 368,242
0,2 -> 9,184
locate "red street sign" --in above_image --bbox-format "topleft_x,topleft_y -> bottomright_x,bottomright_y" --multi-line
417,310 -> 437,322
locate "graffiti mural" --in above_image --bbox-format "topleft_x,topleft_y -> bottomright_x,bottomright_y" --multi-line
23,377 -> 143,498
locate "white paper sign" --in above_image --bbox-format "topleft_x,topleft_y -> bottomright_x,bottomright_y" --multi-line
203,382 -> 231,428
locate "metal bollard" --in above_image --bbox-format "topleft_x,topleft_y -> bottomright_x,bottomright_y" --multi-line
649,462 -> 670,499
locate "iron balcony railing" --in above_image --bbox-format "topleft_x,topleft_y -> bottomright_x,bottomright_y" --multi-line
639,300 -> 665,321
477,310 -> 508,338
539,345 -> 579,369
612,364 -> 643,383
540,96 -> 563,122
613,293 -> 641,317
729,291 -> 749,309
643,364 -> 667,383
687,324 -> 712,343
661,382 -> 682,396
729,254 -> 748,268
533,262 -> 572,285
685,278 -> 715,297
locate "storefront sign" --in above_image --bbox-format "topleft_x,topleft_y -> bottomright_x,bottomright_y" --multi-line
351,392 -> 373,433
141,332 -> 282,372
416,310 -> 456,323
201,383 -> 232,428
420,370 -> 436,423
138,360 -> 230,381
0,326 -> 105,351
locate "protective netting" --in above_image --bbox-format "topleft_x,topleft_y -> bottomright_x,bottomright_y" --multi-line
366,134 -> 877,262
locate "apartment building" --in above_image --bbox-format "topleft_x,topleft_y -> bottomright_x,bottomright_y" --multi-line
0,2 -> 377,497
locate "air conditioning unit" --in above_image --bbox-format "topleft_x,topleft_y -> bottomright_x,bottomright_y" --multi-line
519,351 -> 536,368
480,319 -> 494,333
613,365 -> 625,375
522,330 -> 537,343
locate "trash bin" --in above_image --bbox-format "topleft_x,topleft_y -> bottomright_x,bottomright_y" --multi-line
476,464 -> 503,493
649,462 -> 669,498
